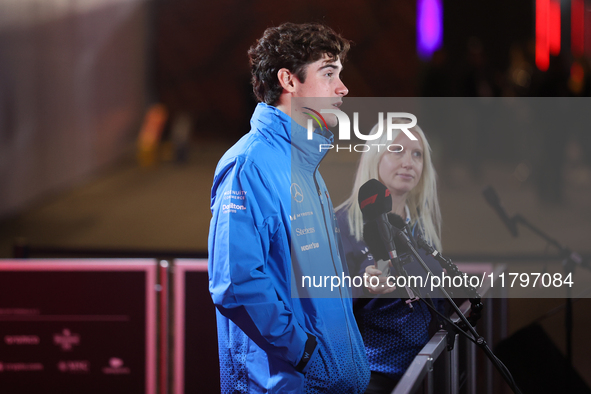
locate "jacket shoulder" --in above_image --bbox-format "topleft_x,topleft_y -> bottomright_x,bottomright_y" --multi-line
215,131 -> 286,176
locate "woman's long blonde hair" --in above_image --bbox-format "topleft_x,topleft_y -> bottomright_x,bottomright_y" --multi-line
336,119 -> 442,250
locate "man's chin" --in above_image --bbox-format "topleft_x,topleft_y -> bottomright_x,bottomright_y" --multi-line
324,115 -> 338,129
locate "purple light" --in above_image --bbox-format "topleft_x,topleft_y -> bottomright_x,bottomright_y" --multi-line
417,0 -> 443,60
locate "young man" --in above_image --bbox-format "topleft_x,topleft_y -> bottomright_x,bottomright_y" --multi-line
208,23 -> 370,393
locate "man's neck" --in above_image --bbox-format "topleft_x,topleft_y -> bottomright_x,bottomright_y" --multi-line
275,96 -> 308,128
275,102 -> 291,118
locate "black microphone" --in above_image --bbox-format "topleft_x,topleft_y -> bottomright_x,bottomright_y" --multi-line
482,186 -> 518,237
358,179 -> 418,306
387,212 -> 407,230
358,179 -> 399,267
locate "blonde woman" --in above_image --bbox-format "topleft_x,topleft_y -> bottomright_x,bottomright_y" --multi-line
335,119 -> 445,394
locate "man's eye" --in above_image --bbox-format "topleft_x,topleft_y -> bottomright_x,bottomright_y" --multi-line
326,72 -> 333,77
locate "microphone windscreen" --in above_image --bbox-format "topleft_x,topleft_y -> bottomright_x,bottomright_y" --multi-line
363,221 -> 389,261
387,213 -> 406,230
358,179 -> 392,222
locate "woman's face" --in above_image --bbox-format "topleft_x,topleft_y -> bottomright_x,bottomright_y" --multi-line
378,131 -> 424,197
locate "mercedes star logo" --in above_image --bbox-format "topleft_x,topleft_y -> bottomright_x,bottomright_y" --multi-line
291,183 -> 304,203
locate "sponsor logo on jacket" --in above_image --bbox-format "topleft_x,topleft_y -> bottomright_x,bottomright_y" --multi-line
290,211 -> 314,221
223,190 -> 247,201
222,203 -> 246,213
291,183 -> 304,203
295,227 -> 315,236
301,242 -> 320,252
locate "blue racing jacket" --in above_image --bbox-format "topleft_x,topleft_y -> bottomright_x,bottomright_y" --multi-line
208,103 -> 370,394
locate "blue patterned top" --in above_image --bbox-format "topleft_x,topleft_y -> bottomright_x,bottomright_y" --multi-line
336,208 -> 445,382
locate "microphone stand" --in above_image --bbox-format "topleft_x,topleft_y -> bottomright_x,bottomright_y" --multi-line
392,229 -> 524,394
509,213 -> 589,394
387,251 -> 420,308
415,234 -> 484,343
512,214 -> 588,271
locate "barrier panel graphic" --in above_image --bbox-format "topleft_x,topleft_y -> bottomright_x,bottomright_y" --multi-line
0,260 -> 158,393
173,259 -> 219,394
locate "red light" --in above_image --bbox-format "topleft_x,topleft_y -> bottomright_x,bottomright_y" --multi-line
549,0 -> 560,55
571,0 -> 584,56
536,0 -> 550,71
586,4 -> 591,56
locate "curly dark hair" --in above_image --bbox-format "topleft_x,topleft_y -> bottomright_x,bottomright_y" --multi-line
248,22 -> 351,105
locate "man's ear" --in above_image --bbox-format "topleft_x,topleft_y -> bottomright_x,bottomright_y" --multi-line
277,68 -> 296,92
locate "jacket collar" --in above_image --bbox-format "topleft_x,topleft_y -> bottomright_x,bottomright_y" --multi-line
251,102 -> 334,171
291,119 -> 334,171
251,102 -> 291,145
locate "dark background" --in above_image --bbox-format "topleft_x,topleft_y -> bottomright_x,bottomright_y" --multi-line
153,0 -> 534,140
0,0 -> 590,392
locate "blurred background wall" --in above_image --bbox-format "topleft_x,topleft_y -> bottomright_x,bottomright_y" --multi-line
1,0 -> 590,219
0,0 -> 150,218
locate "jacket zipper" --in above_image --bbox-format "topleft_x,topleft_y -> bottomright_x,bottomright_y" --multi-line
312,169 -> 338,282
313,168 -> 358,374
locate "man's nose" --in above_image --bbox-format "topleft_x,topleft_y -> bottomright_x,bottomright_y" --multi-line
336,79 -> 348,97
